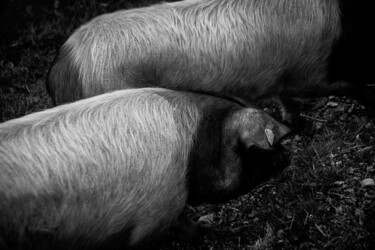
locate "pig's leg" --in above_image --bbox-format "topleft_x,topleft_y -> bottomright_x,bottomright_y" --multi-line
280,81 -> 375,126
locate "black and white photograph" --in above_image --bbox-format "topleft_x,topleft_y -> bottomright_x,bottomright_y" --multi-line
0,0 -> 374,249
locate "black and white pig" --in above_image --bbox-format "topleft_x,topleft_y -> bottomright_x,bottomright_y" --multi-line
0,88 -> 290,249
47,0 -> 375,124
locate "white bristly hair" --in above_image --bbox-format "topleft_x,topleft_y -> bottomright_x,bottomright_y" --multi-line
47,0 -> 341,105
0,88 -> 201,247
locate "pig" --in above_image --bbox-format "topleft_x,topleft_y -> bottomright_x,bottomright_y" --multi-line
0,88 -> 290,249
46,0 -> 375,124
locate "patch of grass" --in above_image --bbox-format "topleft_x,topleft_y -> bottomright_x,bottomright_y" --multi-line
272,115 -> 375,249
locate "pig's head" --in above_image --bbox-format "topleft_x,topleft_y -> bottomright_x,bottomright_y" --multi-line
187,107 -> 291,205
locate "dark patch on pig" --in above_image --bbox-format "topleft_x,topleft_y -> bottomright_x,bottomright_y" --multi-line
154,90 -> 251,205
186,102 -> 290,206
186,105 -> 238,206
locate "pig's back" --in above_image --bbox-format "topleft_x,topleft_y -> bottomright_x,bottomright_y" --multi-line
0,88 -> 201,248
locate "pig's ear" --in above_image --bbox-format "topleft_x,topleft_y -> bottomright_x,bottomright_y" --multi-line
239,119 -> 290,151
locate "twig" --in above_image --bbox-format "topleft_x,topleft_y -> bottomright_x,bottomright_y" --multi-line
300,114 -> 327,123
311,145 -> 325,168
353,122 -> 366,139
357,146 -> 373,153
315,223 -> 328,237
288,212 -> 296,230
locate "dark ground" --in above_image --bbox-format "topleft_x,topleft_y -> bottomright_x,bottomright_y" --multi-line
0,0 -> 374,249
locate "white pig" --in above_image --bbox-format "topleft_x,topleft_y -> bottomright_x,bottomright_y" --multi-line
0,88 -> 290,249
47,0 -> 375,124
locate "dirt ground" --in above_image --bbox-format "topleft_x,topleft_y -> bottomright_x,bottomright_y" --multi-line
1,1 -> 374,249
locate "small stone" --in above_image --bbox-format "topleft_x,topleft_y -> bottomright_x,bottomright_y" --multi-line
339,114 -> 347,121
186,205 -> 195,212
248,210 -> 256,218
348,104 -> 355,113
277,229 -> 284,238
294,135 -> 302,142
333,181 -> 345,186
346,188 -> 354,194
281,138 -> 291,145
6,62 -> 14,68
335,205 -> 343,213
338,106 -> 346,112
198,213 -> 214,225
361,178 -> 375,188
315,122 -> 323,130
326,101 -> 338,107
